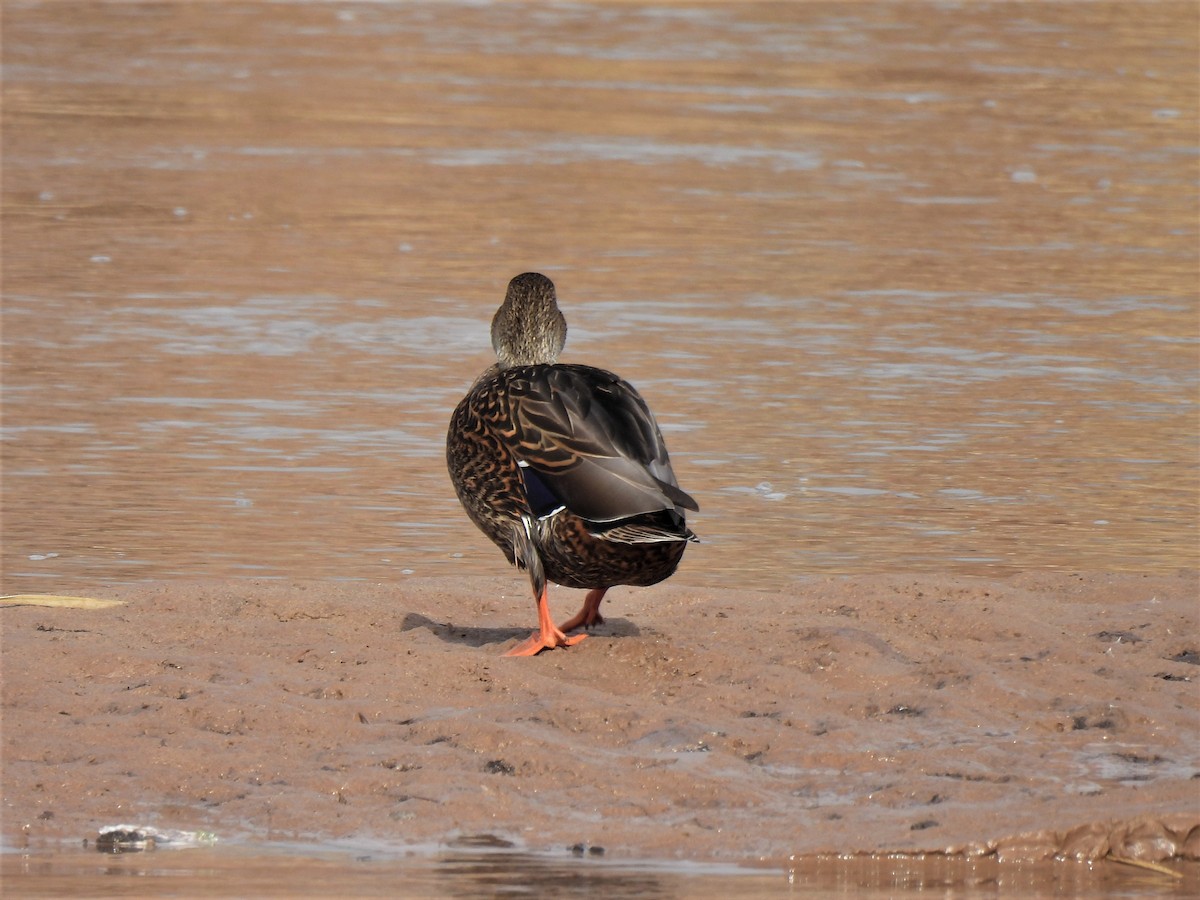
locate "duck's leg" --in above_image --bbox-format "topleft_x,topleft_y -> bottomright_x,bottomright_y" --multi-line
559,587 -> 607,634
505,583 -> 586,657
504,520 -> 586,657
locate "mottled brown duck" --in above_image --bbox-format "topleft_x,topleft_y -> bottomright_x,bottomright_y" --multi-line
446,272 -> 698,656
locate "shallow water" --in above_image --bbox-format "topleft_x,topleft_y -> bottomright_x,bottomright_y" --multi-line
5,844 -> 1198,899
2,1 -> 1197,595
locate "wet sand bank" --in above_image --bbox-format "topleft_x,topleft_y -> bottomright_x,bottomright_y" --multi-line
3,571 -> 1196,866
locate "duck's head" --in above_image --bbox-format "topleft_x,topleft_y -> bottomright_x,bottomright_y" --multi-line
491,272 -> 567,368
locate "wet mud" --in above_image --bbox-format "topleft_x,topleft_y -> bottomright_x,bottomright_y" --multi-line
4,571 -> 1196,867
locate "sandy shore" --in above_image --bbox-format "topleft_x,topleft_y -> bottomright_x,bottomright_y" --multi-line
2,571 -> 1197,864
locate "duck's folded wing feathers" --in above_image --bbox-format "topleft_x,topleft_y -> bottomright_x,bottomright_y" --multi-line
503,365 -> 698,523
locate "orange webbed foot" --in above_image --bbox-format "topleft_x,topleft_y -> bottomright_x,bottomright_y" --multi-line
504,628 -> 586,657
505,578 -> 594,657
559,588 -> 608,634
559,609 -> 604,633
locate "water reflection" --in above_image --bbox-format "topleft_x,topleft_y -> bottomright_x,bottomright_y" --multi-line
5,844 -> 1196,899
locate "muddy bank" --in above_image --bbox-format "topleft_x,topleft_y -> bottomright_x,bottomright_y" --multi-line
2,571 -> 1197,864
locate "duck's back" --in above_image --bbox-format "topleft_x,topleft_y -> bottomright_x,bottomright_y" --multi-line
447,362 -> 696,573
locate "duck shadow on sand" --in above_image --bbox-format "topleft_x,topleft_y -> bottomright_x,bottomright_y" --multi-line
400,612 -> 641,649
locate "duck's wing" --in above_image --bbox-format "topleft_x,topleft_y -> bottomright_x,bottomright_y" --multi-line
499,364 -> 698,524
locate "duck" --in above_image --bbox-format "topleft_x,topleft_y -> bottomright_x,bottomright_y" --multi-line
446,272 -> 698,657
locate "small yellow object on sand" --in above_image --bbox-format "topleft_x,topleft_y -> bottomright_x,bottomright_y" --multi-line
0,594 -> 125,609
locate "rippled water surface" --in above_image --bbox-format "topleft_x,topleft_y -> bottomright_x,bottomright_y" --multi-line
3,1 -> 1197,593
